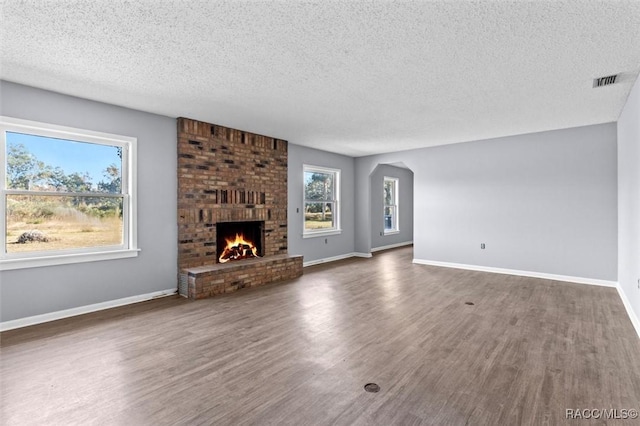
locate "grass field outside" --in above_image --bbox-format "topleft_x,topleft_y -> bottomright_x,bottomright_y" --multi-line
5,194 -> 123,253
6,214 -> 122,254
304,212 -> 334,230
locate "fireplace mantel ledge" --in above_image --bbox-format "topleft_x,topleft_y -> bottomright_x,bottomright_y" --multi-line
183,254 -> 302,275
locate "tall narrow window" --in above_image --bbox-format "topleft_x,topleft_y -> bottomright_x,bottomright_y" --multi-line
1,116 -> 138,270
303,165 -> 340,236
384,177 -> 399,234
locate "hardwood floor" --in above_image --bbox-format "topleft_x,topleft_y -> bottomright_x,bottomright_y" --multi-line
2,247 -> 639,425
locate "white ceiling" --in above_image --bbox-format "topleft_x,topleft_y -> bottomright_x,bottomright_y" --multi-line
2,1 -> 639,157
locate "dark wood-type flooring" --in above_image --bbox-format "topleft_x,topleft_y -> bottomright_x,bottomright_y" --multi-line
2,247 -> 639,425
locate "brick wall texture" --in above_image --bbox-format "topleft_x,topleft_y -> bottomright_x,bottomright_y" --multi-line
185,255 -> 303,299
178,117 -> 289,270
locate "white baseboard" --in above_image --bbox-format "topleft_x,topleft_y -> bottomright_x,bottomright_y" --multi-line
616,285 -> 640,339
303,252 -> 372,267
371,241 -> 413,253
412,258 -> 617,287
352,252 -> 373,258
0,288 -> 177,332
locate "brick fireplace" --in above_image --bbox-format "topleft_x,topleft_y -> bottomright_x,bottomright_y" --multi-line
177,118 -> 303,299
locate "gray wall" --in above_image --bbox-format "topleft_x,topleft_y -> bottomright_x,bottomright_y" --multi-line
287,143 -> 355,263
370,164 -> 413,249
618,74 -> 640,323
355,123 -> 618,281
0,81 -> 177,322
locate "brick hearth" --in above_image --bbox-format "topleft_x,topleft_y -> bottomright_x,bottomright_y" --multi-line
177,118 -> 302,299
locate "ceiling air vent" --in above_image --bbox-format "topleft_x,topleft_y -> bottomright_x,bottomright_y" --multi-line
593,74 -> 618,88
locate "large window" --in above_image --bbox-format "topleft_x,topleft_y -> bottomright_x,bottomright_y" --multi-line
384,177 -> 399,234
303,165 -> 340,236
0,116 -> 138,270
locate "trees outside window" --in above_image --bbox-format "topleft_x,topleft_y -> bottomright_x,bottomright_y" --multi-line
303,165 -> 340,235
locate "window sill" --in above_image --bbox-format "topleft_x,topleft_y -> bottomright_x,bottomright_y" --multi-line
303,229 -> 342,239
0,248 -> 141,271
384,230 -> 400,235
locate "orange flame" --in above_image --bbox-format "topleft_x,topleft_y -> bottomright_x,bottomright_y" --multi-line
218,233 -> 259,263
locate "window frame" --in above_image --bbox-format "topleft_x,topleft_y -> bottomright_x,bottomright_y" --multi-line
383,176 -> 399,235
0,116 -> 139,270
302,164 -> 341,238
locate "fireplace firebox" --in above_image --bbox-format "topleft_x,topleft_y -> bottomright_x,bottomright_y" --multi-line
216,221 -> 264,263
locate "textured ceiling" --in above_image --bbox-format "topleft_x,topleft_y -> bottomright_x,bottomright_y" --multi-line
2,1 -> 640,157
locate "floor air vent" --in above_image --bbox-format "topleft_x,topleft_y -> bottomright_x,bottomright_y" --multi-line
179,273 -> 189,298
593,74 -> 618,88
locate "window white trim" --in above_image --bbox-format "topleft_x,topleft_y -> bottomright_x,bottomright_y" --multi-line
0,116 -> 138,270
0,249 -> 141,271
383,176 -> 399,234
303,164 -> 341,236
302,229 -> 342,239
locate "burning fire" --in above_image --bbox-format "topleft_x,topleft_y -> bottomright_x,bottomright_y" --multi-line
219,233 -> 259,263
